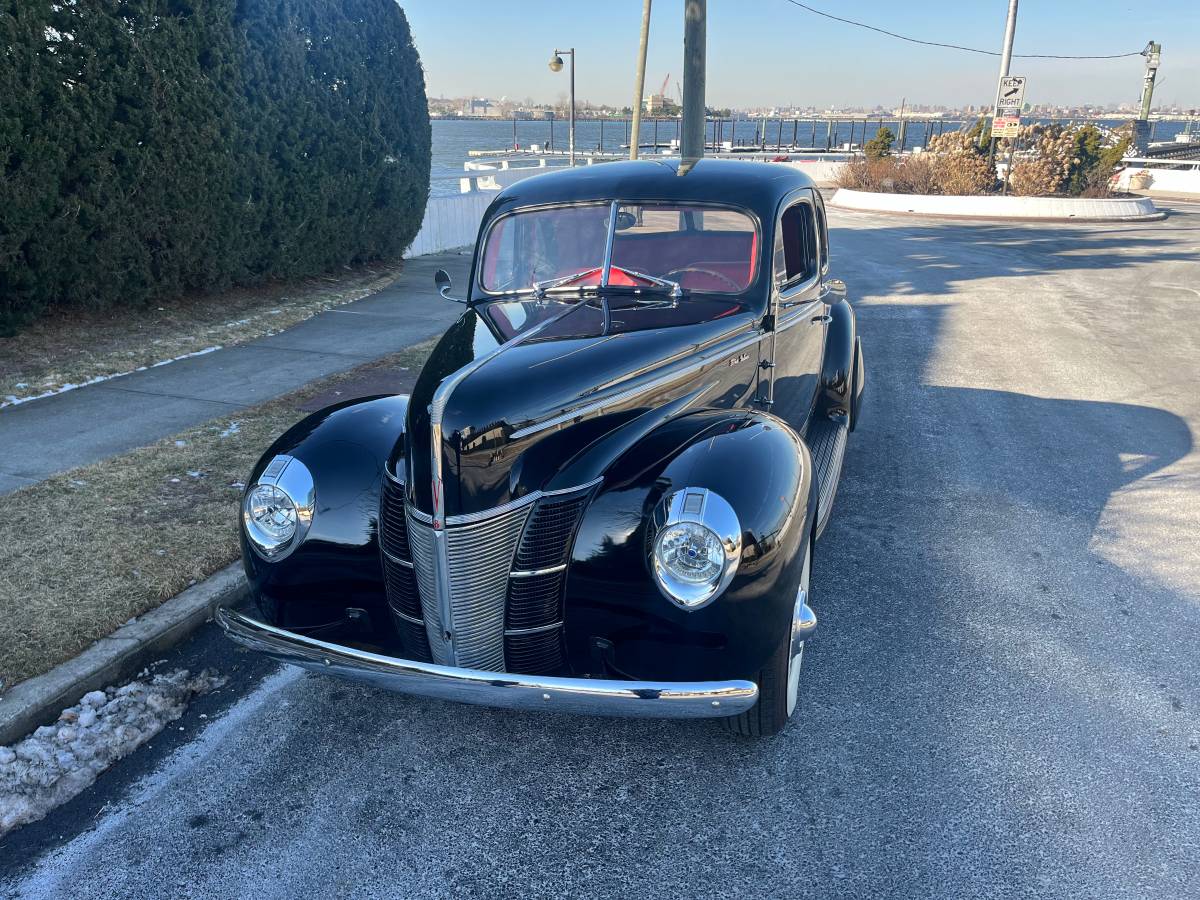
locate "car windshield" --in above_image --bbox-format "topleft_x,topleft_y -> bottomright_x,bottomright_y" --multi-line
479,202 -> 758,295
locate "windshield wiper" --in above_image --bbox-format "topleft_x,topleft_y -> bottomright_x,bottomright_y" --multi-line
532,268 -> 603,298
614,268 -> 683,300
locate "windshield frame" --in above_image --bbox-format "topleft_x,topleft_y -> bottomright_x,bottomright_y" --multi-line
473,199 -> 764,302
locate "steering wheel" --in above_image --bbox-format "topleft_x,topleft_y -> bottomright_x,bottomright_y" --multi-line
663,267 -> 742,292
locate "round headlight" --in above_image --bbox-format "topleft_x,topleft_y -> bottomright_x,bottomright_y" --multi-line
656,522 -> 725,586
651,488 -> 741,610
243,483 -> 298,556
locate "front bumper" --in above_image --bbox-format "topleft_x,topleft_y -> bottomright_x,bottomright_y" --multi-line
216,606 -> 758,719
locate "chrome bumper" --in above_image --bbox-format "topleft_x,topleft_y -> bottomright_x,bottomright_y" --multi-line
216,607 -> 758,719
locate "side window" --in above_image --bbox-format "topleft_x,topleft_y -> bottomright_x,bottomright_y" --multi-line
776,201 -> 817,289
813,195 -> 829,272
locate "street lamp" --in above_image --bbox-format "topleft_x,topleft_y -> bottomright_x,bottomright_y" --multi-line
549,48 -> 575,166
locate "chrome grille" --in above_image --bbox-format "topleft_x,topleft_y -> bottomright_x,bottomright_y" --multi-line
407,502 -> 532,670
405,507 -> 448,663
445,506 -> 532,670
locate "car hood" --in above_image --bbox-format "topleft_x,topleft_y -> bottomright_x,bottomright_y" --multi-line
401,296 -> 761,517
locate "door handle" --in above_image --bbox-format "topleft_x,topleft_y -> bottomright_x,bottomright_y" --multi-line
811,314 -> 832,324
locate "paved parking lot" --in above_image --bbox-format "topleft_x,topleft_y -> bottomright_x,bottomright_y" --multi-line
4,203 -> 1199,899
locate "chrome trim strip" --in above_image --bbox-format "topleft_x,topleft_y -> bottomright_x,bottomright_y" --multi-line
391,608 -> 424,626
381,548 -> 414,568
509,564 -> 568,579
217,606 -> 757,719
509,330 -> 758,441
442,489 -> 541,527
503,621 -> 562,636
416,477 -> 603,529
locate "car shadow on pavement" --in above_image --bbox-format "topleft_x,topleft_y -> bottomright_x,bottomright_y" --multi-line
828,214 -> 1197,300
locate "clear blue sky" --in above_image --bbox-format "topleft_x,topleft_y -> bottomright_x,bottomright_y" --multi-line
403,1 -> 1198,109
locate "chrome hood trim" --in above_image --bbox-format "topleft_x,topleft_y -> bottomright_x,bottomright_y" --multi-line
424,299 -> 594,665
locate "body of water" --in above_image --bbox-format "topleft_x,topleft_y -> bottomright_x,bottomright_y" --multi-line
430,116 -> 1193,195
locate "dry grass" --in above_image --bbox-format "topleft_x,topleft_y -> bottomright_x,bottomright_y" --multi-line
0,341 -> 435,693
0,263 -> 402,406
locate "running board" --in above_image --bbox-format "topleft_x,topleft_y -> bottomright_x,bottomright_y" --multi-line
807,416 -> 848,539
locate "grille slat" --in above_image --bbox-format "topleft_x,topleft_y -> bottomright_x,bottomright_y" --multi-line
507,572 -> 566,630
505,628 -> 565,676
514,492 -> 593,570
380,478 -> 433,662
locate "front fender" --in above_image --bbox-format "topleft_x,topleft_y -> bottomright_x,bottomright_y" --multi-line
564,409 -> 815,683
240,394 -> 408,643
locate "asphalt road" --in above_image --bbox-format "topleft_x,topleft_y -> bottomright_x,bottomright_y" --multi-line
4,203 -> 1199,899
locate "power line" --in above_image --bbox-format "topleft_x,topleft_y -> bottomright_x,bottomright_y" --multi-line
779,0 -> 1143,59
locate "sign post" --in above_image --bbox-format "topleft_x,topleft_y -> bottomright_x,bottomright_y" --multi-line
993,76 -> 1026,194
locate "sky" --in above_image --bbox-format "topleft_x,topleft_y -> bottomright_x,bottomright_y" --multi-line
402,0 -> 1199,109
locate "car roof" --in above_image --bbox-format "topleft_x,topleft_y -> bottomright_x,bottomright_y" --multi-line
483,158 -> 816,223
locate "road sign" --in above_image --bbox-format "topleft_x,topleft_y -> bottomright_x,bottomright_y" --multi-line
991,116 -> 1020,139
996,76 -> 1027,113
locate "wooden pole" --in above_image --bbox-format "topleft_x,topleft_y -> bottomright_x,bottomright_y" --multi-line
629,0 -> 652,159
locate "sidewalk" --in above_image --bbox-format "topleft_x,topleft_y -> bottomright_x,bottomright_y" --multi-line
0,252 -> 471,495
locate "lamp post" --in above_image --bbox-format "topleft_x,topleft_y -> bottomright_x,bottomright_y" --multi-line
549,48 -> 575,166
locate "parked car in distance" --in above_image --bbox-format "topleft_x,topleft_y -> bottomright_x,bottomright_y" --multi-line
219,159 -> 865,735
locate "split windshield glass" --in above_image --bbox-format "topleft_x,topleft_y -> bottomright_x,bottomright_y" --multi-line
479,201 -> 758,296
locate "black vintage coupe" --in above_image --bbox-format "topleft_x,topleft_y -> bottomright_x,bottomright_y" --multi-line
218,159 -> 865,735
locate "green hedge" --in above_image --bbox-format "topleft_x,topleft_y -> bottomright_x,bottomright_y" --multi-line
0,0 -> 430,334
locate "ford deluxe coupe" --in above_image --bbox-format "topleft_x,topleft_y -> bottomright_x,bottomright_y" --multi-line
218,159 -> 865,735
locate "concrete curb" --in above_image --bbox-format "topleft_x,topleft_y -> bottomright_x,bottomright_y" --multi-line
828,188 -> 1165,222
0,563 -> 248,747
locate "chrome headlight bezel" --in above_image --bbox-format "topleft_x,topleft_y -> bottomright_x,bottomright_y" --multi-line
650,488 -> 742,610
242,454 -> 315,561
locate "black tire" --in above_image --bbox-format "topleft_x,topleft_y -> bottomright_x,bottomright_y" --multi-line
721,534 -> 813,737
720,623 -> 792,736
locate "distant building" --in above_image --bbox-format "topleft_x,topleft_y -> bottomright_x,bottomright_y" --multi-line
643,94 -> 679,116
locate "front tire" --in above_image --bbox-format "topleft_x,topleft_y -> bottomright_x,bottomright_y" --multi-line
722,536 -> 812,737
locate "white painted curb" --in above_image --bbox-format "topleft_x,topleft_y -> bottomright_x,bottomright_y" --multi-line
829,188 -> 1163,221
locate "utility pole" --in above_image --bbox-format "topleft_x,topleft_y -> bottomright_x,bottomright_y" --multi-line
680,0 -> 706,167
629,0 -> 652,160
1133,41 -> 1161,152
987,0 -> 1019,172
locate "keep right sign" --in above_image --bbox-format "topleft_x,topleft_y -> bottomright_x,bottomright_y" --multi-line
996,76 -> 1027,114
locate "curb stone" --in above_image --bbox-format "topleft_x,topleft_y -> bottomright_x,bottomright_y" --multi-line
0,563 -> 248,747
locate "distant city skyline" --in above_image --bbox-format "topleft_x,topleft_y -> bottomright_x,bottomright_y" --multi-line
404,0 -> 1200,110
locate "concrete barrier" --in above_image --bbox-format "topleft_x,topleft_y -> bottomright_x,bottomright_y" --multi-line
829,188 -> 1163,221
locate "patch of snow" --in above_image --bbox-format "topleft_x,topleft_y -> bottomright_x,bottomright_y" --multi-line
187,471 -> 204,479
174,440 -> 187,447
219,421 -> 242,438
0,669 -> 226,837
1,346 -> 224,409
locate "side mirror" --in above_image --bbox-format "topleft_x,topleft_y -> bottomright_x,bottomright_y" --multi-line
434,269 -> 466,304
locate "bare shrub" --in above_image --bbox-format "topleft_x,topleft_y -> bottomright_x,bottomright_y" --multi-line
894,154 -> 939,194
1009,157 -> 1061,196
934,154 -> 994,195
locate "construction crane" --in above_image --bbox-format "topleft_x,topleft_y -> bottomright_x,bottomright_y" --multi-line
659,72 -> 670,98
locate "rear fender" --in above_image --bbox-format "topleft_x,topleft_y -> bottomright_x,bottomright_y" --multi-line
818,298 -> 857,425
